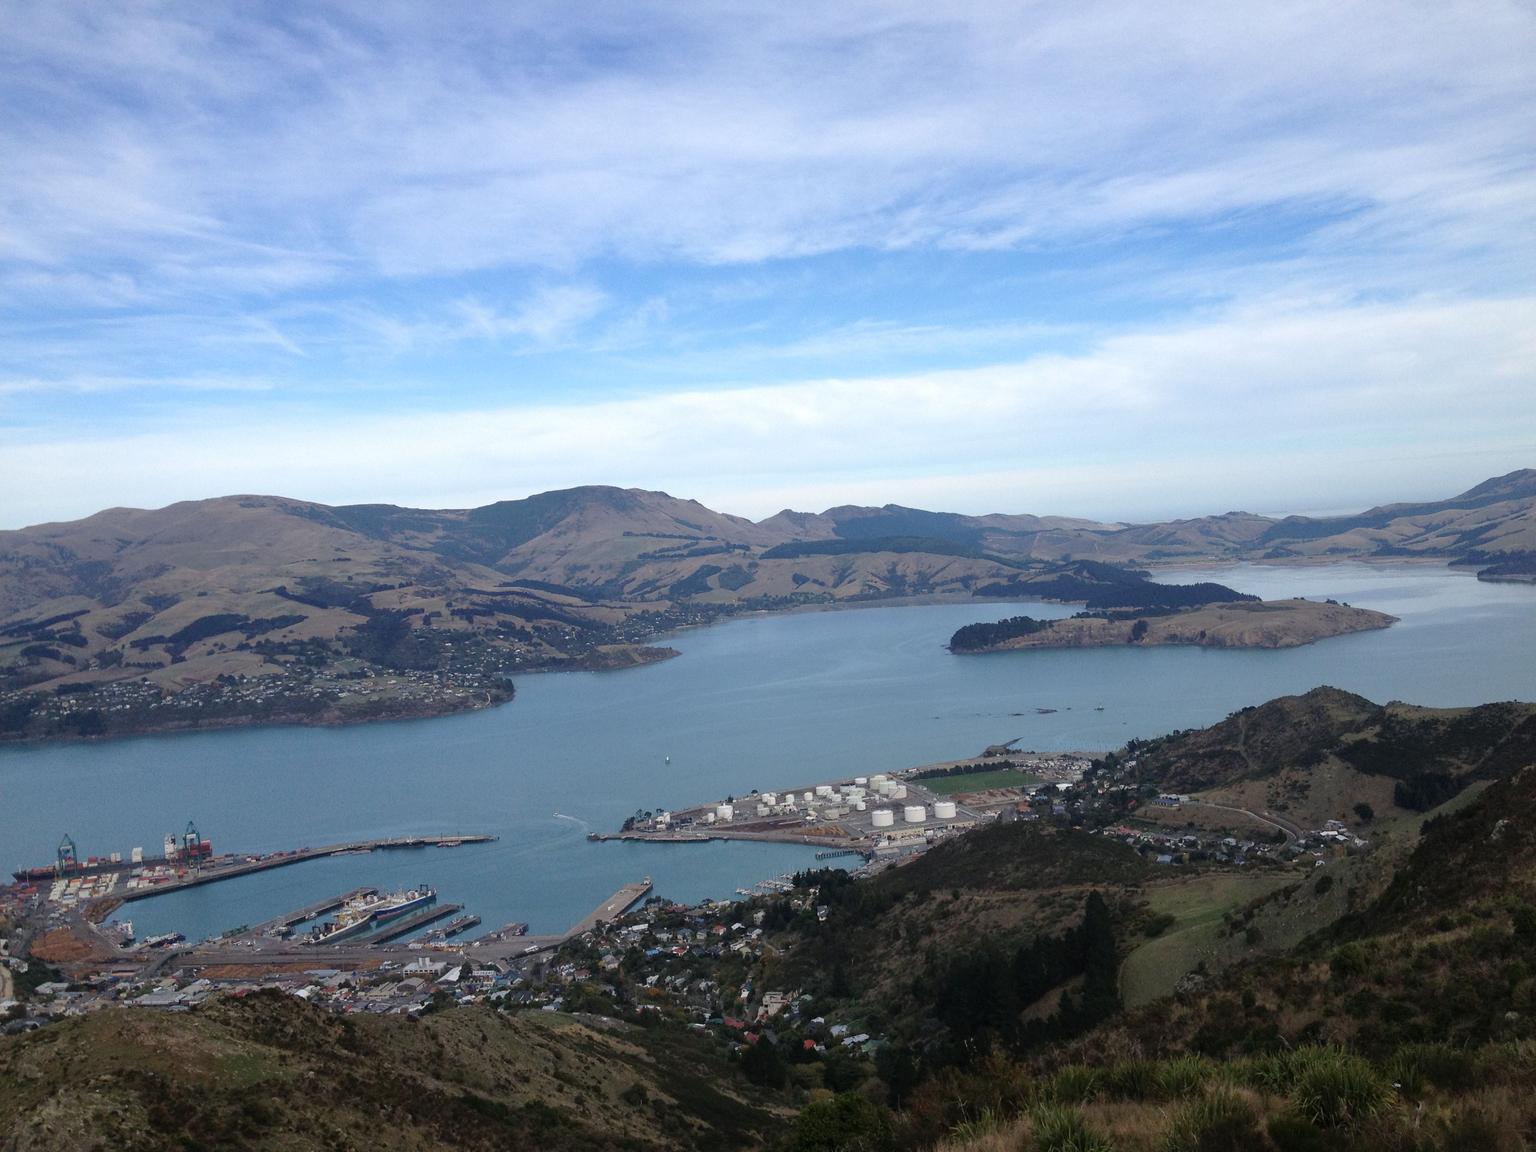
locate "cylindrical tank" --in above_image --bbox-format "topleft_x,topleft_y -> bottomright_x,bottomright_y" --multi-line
762,793 -> 776,806
755,804 -> 770,817
871,809 -> 895,828
803,791 -> 814,804
854,776 -> 868,786
855,800 -> 867,812
815,785 -> 833,798
903,805 -> 927,824
716,803 -> 734,822
877,781 -> 896,796
893,785 -> 908,800
934,801 -> 958,819
870,774 -> 888,787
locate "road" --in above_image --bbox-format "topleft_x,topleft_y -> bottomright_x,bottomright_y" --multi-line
0,962 -> 13,1002
1185,800 -> 1300,844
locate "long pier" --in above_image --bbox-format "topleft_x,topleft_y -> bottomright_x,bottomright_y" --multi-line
369,903 -> 461,944
89,834 -> 496,914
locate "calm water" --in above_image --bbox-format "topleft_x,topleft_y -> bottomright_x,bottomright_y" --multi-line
0,563 -> 1531,941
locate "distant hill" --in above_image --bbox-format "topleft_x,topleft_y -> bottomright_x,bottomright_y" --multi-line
1,470 -> 1531,741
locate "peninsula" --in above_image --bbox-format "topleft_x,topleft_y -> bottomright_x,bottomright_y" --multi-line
949,599 -> 1398,653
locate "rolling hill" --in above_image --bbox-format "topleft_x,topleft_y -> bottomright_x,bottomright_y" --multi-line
1,471 -> 1530,741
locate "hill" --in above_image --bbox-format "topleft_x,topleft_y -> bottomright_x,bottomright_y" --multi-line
2,470 -> 1531,742
1125,687 -> 1536,817
0,990 -> 785,1151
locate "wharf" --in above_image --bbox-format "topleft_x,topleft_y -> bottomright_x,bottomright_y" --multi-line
369,903 -> 461,944
234,887 -> 378,942
85,834 -> 496,914
468,878 -> 652,962
161,880 -> 655,975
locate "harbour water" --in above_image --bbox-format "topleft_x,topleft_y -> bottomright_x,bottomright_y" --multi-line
1,562 -> 1531,942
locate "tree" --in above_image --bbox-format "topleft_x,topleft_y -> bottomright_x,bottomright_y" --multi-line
739,1037 -> 787,1088
788,1093 -> 893,1152
1353,802 -> 1375,823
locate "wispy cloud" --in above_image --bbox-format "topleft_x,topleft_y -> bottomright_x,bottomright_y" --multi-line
1,3 -> 1532,520
4,296 -> 1530,526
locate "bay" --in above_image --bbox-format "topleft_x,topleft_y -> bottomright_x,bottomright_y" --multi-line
0,562 -> 1531,942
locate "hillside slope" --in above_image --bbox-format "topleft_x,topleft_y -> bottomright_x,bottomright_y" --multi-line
0,991 -> 784,1151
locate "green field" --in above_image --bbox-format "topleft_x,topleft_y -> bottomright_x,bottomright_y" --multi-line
918,768 -> 1040,795
1118,872 -> 1295,1008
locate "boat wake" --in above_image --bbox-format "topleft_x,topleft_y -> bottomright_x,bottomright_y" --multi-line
552,812 -> 589,833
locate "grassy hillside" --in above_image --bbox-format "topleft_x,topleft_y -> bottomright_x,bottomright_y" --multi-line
1126,687 -> 1536,813
0,991 -> 785,1151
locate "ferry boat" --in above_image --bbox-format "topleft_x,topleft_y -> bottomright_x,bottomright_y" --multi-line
305,885 -> 436,945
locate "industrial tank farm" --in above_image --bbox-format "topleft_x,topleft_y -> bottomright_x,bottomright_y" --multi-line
595,763 -> 998,859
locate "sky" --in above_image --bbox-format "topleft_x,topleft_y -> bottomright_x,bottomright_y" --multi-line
2,2 -> 1534,528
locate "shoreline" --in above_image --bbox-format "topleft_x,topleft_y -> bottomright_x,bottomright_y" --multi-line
0,559 -> 1447,749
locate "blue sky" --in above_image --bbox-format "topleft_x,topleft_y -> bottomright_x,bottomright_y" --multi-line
2,2 -> 1534,527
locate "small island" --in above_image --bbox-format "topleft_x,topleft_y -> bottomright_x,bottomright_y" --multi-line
950,599 -> 1398,653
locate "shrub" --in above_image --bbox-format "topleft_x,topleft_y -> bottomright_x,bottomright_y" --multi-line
1266,1116 -> 1329,1152
1386,1042 -> 1477,1095
1158,1055 -> 1215,1100
1103,1058 -> 1161,1100
1287,1048 -> 1391,1129
1046,1064 -> 1102,1104
788,1092 -> 894,1152
1161,1087 -> 1265,1152
1028,1104 -> 1114,1152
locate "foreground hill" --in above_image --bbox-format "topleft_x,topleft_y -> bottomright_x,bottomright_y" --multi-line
1,470 -> 1529,742
0,991 -> 784,1151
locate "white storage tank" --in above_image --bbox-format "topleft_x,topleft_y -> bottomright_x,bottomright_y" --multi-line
893,785 -> 908,800
870,774 -> 888,787
803,791 -> 814,804
855,800 -> 867,812
716,803 -> 734,822
871,809 -> 895,828
762,793 -> 776,806
854,776 -> 868,786
903,805 -> 927,824
816,785 -> 833,798
756,804 -> 770,817
877,781 -> 897,797
934,801 -> 958,819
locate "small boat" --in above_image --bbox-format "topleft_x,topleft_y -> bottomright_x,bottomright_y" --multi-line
664,755 -> 671,764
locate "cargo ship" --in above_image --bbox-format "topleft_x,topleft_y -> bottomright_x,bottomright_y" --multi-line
305,885 -> 436,945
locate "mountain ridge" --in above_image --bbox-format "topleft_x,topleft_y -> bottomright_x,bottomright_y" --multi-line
2,472 -> 1531,742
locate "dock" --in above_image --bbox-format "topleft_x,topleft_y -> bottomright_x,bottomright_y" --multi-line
369,903 -> 461,944
86,834 -> 497,914
467,878 -> 652,962
237,887 -> 378,941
